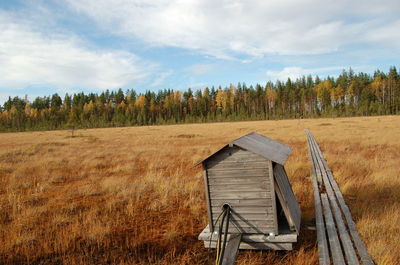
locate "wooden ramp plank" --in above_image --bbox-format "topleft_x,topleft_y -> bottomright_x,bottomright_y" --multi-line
221,234 -> 242,265
306,129 -> 375,265
306,132 -> 330,265
314,139 -> 375,265
328,193 -> 360,265
309,131 -> 374,265
326,168 -> 375,265
321,194 -> 346,265
308,133 -> 360,265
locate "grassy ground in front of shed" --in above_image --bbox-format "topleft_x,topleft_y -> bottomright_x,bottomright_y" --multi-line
0,115 -> 399,265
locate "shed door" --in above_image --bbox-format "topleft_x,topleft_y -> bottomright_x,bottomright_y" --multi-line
206,146 -> 277,234
274,164 -> 301,233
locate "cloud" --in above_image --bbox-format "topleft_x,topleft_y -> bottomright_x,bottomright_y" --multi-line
266,66 -> 347,81
0,10 -> 152,93
150,70 -> 173,87
364,19 -> 400,45
184,64 -> 215,75
64,0 -> 400,59
187,82 -> 208,90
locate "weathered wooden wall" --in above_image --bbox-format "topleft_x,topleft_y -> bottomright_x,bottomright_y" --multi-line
205,146 -> 277,234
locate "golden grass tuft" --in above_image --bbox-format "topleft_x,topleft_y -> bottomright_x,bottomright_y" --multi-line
0,116 -> 399,264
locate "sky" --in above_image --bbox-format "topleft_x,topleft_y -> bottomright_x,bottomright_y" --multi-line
1,0 -> 400,104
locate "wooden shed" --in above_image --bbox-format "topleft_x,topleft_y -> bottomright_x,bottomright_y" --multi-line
198,132 -> 301,250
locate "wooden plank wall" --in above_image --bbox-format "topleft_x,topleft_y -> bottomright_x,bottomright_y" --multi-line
205,146 -> 277,234
305,129 -> 375,265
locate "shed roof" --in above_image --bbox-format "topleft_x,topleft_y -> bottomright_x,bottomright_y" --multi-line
199,132 -> 292,165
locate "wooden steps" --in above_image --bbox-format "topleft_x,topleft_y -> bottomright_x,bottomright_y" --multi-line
305,129 -> 375,265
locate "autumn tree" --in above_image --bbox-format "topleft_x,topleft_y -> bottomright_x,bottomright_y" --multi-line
1,67 -> 399,132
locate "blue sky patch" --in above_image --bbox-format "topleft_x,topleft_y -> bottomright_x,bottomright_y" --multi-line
0,0 -> 399,103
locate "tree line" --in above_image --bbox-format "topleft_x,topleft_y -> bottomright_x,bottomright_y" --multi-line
1,67 -> 399,132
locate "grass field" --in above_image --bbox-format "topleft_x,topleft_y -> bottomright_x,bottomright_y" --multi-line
0,116 -> 399,265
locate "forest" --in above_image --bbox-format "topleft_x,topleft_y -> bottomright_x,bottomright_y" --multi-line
1,67 -> 399,132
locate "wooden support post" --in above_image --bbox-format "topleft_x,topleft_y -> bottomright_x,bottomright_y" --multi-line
203,169 -> 214,232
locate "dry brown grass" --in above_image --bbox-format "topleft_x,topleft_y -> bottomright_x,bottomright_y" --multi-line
0,116 -> 399,265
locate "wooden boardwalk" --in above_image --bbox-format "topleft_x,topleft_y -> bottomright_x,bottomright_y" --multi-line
305,129 -> 374,265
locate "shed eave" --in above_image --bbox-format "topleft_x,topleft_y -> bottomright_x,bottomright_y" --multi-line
194,132 -> 292,167
193,144 -> 229,167
232,132 -> 292,165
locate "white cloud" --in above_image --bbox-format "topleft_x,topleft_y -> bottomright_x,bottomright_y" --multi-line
364,19 -> 400,45
184,64 -> 215,75
266,66 -> 347,81
0,10 -> 152,92
150,70 -> 173,87
187,82 -> 208,90
64,0 -> 400,59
